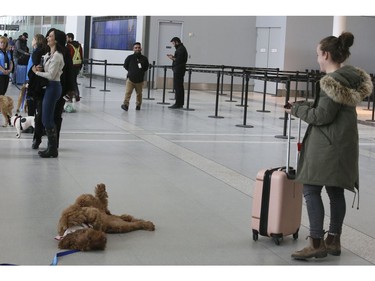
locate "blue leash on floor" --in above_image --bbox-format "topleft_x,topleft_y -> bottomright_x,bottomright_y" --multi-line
50,249 -> 80,265
1,249 -> 80,266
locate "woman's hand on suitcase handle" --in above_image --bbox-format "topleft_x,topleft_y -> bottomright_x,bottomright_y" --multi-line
284,102 -> 292,114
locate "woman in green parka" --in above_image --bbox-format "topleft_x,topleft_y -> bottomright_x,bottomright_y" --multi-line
286,32 -> 373,260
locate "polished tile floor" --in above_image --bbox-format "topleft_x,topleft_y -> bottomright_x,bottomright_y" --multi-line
0,77 -> 374,277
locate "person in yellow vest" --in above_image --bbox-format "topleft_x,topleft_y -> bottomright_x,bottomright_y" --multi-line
66,33 -> 83,101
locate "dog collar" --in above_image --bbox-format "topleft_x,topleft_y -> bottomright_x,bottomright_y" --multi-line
54,223 -> 92,240
13,115 -> 22,130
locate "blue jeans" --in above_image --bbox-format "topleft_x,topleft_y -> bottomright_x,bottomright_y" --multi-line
42,81 -> 61,129
303,184 -> 346,238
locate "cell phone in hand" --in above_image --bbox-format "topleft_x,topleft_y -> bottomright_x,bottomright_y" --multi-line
284,102 -> 292,109
39,57 -> 44,67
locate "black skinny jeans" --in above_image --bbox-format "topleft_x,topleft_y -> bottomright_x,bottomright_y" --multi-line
173,71 -> 185,107
303,184 -> 346,238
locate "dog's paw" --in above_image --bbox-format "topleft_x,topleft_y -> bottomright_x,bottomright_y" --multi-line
95,183 -> 106,193
143,221 -> 155,231
120,214 -> 134,221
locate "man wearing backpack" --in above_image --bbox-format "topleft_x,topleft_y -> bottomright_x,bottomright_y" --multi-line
66,33 -> 83,101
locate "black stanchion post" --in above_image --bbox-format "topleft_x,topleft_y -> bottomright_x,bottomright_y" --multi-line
236,72 -> 253,128
85,58 -> 96,89
275,68 -> 280,95
294,71 -> 299,102
226,67 -> 237,102
305,69 -> 310,100
168,62 -> 175,96
311,70 -> 317,98
157,66 -> 170,105
208,71 -> 224,119
144,64 -> 155,100
366,81 -> 375,122
151,61 -> 155,89
275,76 -> 295,139
236,70 -> 246,107
183,67 -> 195,111
257,71 -> 271,113
220,65 -> 226,95
364,74 -> 373,111
100,60 -> 110,92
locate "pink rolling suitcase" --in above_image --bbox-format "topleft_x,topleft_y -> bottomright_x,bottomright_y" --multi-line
251,114 -> 303,245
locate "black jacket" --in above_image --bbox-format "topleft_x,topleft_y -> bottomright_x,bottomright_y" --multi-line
123,53 -> 149,83
27,47 -> 48,100
61,46 -> 75,94
172,43 -> 188,74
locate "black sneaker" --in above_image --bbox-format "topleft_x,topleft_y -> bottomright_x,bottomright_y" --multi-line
136,105 -> 141,110
121,104 -> 128,111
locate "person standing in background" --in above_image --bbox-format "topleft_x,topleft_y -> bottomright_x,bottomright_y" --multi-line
0,36 -> 13,95
55,30 -> 75,149
121,42 -> 149,111
13,32 -> 29,84
66,32 -> 83,101
167,37 -> 188,109
7,36 -> 15,82
27,34 -> 48,149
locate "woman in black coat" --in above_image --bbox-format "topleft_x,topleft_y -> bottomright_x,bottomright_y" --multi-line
27,34 -> 47,149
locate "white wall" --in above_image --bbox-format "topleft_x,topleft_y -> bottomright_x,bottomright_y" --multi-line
65,16 -> 85,43
71,16 -> 375,86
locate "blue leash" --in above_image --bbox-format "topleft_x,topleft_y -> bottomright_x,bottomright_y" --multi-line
0,250 -> 79,266
1,249 -> 80,266
50,249 -> 80,265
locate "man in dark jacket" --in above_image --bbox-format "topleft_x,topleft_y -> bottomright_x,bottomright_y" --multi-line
66,33 -> 83,101
167,37 -> 188,109
13,32 -> 29,84
121,42 -> 149,111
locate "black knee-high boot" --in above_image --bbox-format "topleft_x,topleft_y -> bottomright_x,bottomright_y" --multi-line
39,127 -> 58,158
32,99 -> 44,149
55,117 -> 63,149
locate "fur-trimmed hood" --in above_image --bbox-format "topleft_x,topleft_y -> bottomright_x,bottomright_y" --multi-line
320,65 -> 373,106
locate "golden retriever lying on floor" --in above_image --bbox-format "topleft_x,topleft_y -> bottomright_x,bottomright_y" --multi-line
56,183 -> 155,251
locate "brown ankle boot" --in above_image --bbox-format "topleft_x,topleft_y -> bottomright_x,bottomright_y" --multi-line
325,233 -> 341,256
291,237 -> 327,260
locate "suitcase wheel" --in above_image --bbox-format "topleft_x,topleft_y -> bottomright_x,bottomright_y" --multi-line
272,236 -> 281,245
252,230 -> 258,241
271,234 -> 283,245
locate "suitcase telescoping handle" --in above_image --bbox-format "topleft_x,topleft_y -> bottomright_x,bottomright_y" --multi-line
286,113 -> 302,175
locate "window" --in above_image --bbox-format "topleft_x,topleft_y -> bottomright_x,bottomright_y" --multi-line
91,16 -> 137,50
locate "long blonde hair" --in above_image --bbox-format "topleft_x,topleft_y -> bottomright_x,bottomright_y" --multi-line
0,36 -> 9,50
